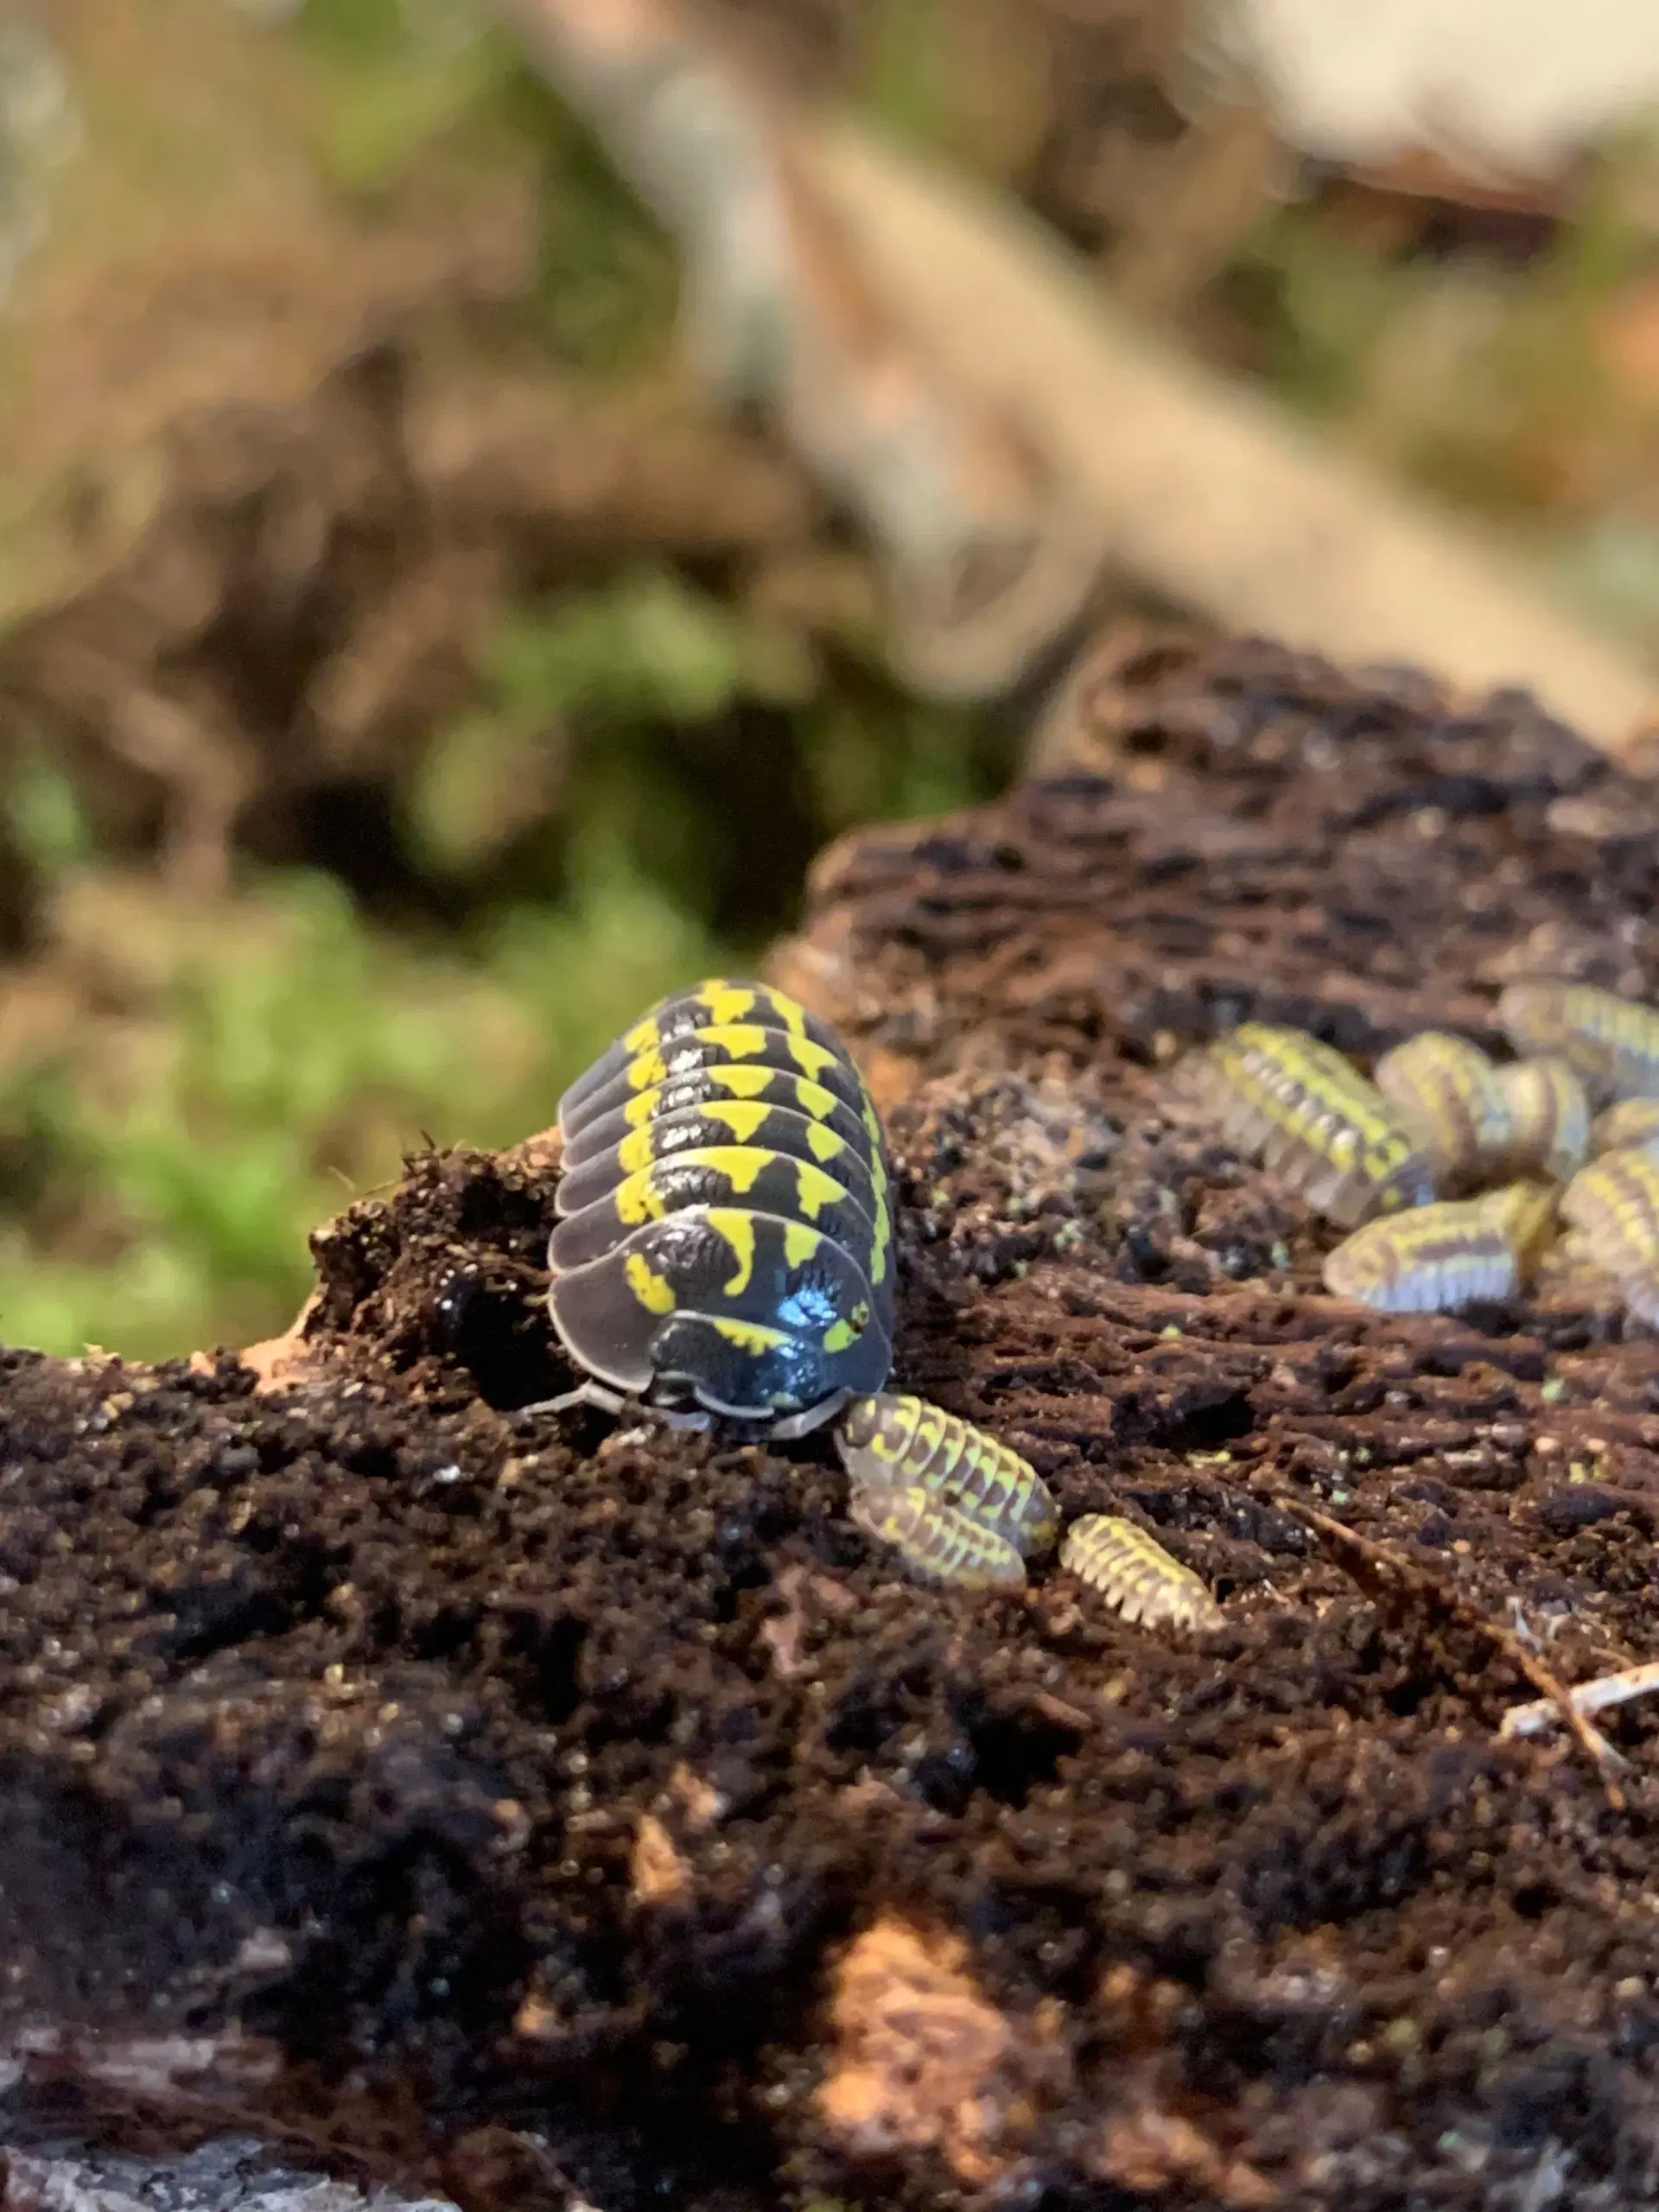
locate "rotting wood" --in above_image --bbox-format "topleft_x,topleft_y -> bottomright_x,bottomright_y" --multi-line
1254,1483 -> 1629,1799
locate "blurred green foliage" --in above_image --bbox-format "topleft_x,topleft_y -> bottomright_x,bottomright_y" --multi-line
0,562 -> 993,1361
0,849 -> 717,1360
0,0 -> 1007,1359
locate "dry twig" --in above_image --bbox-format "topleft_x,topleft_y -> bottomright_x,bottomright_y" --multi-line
1500,1658 -> 1659,1744
1259,1484 -> 1628,1802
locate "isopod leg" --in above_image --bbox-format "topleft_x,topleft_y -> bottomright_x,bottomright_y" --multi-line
770,1388 -> 855,1441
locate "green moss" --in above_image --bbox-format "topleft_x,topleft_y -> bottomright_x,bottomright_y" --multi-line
0,850 -> 715,1359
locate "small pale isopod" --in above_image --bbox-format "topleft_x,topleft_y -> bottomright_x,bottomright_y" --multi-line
1322,1183 -> 1554,1313
837,1393 -> 1057,1554
1182,1024 -> 1434,1227
849,1483 -> 1028,1590
1059,1514 -> 1223,1632
1560,1148 -> 1659,1325
1496,1057 -> 1591,1183
1499,982 -> 1659,1103
1373,1031 -> 1510,1188
1591,1097 -> 1659,1162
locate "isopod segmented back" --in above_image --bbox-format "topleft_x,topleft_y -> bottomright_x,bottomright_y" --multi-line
849,1482 -> 1029,1590
562,980 -> 854,1118
1560,1147 -> 1659,1326
1059,1515 -> 1222,1633
1373,1031 -> 1510,1188
1183,1023 -> 1434,1226
1496,1057 -> 1591,1183
836,1393 -> 1058,1555
550,978 -> 894,1427
1499,982 -> 1659,1103
1321,1182 -> 1554,1313
1591,1097 -> 1659,1161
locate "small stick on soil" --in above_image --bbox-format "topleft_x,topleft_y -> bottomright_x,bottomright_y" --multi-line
1255,1484 -> 1628,1803
1500,1659 -> 1659,1745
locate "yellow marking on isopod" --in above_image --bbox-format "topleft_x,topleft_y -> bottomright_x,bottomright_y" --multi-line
849,1484 -> 1027,1590
1500,982 -> 1659,1102
912,1402 -> 947,1471
1561,1150 -> 1659,1320
1484,1179 -> 1558,1261
1497,1057 -> 1591,1183
621,1012 -> 664,1055
822,1305 -> 869,1353
616,1125 -> 658,1175
791,1159 -> 851,1219
696,981 -> 758,1029
1190,1024 -> 1432,1224
702,1099 -> 772,1146
613,1172 -> 669,1226
700,1022 -> 771,1063
712,1063 -> 780,1101
1373,1031 -> 1510,1182
619,1149 -> 772,1225
862,1112 -> 893,1284
792,1075 -> 842,1120
782,1218 -> 823,1268
786,1035 -> 840,1084
626,1045 -> 667,1092
804,1122 -> 846,1164
841,1390 -> 906,1457
1592,1097 -> 1659,1158
624,1251 -> 677,1314
1322,1189 -> 1547,1313
1060,1515 -> 1221,1632
705,1207 -> 757,1295
756,985 -> 810,1036
709,1316 -> 787,1355
694,1147 -> 768,1194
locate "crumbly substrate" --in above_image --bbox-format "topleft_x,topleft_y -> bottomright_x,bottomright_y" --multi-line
10,638 -> 1659,2209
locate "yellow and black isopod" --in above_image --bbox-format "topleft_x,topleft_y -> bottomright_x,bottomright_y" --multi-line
1499,982 -> 1659,1103
836,1393 -> 1058,1557
1182,1023 -> 1434,1226
550,979 -> 895,1432
1059,1515 -> 1222,1632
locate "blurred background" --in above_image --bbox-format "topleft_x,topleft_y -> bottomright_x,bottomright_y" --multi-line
3,0 -> 1659,1360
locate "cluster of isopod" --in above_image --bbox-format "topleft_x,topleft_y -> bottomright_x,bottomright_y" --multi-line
835,1397 -> 1217,1627
836,1392 -> 1058,1591
1182,982 -> 1659,1319
549,978 -> 1223,1619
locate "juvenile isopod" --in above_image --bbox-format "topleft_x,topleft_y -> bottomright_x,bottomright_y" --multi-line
1499,982 -> 1659,1103
1560,1148 -> 1659,1325
1182,1024 -> 1434,1227
1373,1031 -> 1510,1188
1321,1183 -> 1555,1313
1059,1514 -> 1222,1633
1495,1057 -> 1591,1183
849,1483 -> 1028,1590
836,1393 -> 1058,1554
1591,1097 -> 1659,1162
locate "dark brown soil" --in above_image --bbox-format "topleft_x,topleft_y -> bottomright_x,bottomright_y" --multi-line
10,638 -> 1659,2210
